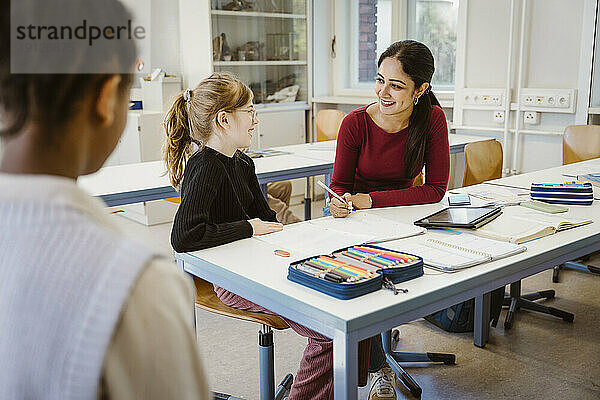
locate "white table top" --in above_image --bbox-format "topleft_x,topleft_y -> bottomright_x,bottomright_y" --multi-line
77,150 -> 332,199
180,158 -> 600,335
78,134 -> 495,204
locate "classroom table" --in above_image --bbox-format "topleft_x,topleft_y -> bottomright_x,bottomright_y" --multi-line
77,152 -> 333,220
176,158 -> 600,399
78,134 -> 494,221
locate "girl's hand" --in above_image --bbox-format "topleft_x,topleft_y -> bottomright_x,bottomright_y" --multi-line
347,193 -> 372,209
329,193 -> 353,218
248,218 -> 284,235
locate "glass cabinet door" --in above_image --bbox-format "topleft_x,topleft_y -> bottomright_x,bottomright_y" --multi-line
210,0 -> 308,106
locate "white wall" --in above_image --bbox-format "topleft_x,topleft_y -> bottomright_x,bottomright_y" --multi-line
454,0 -> 595,174
178,0 -> 213,88
150,0 -> 182,75
313,0 -> 598,175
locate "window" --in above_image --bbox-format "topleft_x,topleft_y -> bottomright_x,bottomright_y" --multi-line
335,0 -> 459,95
407,0 -> 458,89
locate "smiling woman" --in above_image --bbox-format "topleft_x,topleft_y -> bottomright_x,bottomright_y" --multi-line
329,40 -> 449,215
326,39 -> 450,400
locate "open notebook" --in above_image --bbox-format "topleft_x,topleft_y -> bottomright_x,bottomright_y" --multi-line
254,221 -> 372,261
254,213 -> 425,260
472,206 -> 592,244
389,233 -> 526,272
308,211 -> 426,243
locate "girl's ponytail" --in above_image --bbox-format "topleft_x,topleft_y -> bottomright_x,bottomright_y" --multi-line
163,92 -> 193,189
163,72 -> 253,188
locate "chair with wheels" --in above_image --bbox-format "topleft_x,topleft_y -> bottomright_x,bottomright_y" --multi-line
383,329 -> 455,398
376,165 -> 454,398
462,140 -> 574,329
193,276 -> 293,400
552,124 -> 600,282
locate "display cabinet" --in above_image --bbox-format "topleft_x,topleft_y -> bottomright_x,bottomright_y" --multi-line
210,0 -> 309,109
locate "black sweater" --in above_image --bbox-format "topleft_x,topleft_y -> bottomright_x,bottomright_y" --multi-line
171,146 -> 277,253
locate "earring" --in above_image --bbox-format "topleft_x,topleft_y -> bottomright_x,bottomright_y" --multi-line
414,96 -> 420,105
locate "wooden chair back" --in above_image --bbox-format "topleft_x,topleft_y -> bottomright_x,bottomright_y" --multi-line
193,276 -> 289,329
412,172 -> 424,187
462,140 -> 503,187
563,125 -> 600,165
316,109 -> 345,142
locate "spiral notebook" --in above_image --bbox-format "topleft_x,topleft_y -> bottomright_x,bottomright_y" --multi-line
393,233 -> 527,272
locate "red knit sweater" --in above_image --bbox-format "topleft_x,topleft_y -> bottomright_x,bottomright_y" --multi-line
330,104 -> 450,208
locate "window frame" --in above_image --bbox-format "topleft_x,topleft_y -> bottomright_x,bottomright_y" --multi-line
332,0 -> 457,100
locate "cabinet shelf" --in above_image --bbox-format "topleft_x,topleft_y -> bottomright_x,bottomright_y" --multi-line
211,10 -> 306,19
255,101 -> 310,112
213,60 -> 308,66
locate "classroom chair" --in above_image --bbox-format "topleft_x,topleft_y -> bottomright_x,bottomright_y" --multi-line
462,140 -> 503,187
461,140 -> 574,329
552,125 -> 600,282
316,109 -> 345,142
413,172 -> 424,187
318,109 -> 345,216
193,277 -> 293,400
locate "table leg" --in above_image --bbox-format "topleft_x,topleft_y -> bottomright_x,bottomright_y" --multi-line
474,292 -> 491,348
333,331 -> 358,399
324,171 -> 332,186
304,177 -> 311,220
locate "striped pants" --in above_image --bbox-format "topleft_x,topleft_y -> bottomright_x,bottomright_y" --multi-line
215,286 -> 370,399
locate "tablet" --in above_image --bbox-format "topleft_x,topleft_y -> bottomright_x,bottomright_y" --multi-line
414,206 -> 502,229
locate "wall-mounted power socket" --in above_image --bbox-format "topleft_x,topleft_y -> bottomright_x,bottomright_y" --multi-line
519,88 -> 576,113
461,88 -> 508,110
493,110 -> 505,123
524,111 -> 539,125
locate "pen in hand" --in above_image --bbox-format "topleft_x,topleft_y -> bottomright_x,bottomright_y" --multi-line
317,181 -> 356,212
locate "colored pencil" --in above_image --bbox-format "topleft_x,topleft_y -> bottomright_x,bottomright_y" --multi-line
355,246 -> 418,260
341,251 -> 387,269
319,256 -> 375,276
305,261 -> 351,281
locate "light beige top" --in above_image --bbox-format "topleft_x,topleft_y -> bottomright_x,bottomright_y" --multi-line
98,258 -> 210,399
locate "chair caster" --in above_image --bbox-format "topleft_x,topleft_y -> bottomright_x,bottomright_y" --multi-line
392,329 -> 400,344
427,352 -> 456,365
274,374 -> 293,400
548,307 -> 574,323
552,266 -> 561,283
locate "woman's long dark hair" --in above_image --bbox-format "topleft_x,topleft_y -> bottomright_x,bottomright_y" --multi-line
378,40 -> 439,179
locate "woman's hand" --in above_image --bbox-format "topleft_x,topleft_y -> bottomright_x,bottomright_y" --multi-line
347,193 -> 372,209
248,218 -> 284,235
329,193 -> 353,218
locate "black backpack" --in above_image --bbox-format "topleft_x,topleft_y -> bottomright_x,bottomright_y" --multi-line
424,287 -> 505,332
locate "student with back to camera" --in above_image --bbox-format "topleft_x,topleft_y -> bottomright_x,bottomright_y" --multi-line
328,40 -> 450,399
0,0 -> 209,398
164,72 -> 372,399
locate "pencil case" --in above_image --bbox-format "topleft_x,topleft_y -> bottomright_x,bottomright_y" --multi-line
287,244 -> 424,300
530,183 -> 593,205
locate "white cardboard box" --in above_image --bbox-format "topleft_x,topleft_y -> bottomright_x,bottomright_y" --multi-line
140,76 -> 182,112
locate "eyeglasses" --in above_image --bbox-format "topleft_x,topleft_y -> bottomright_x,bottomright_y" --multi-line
235,107 -> 257,121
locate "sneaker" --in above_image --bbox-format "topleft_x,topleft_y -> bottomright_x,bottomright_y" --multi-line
368,366 -> 397,400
